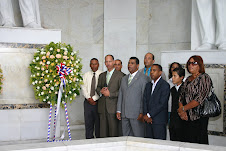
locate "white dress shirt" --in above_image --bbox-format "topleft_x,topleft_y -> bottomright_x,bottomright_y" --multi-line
81,70 -> 102,101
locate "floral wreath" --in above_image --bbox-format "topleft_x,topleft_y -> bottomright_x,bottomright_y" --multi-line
29,42 -> 83,105
0,65 -> 3,94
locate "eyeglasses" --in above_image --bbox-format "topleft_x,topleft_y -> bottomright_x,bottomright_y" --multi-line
188,61 -> 198,66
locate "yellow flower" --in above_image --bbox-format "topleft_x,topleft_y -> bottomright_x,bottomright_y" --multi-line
43,60 -> 46,63
51,63 -> 55,66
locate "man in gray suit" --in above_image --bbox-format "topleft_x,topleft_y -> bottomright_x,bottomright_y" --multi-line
96,55 -> 124,137
117,57 -> 150,137
140,53 -> 166,80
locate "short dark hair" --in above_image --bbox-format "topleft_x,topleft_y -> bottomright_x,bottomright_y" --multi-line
186,55 -> 205,73
130,57 -> 139,64
146,52 -> 155,60
105,54 -> 114,60
115,59 -> 122,65
90,58 -> 99,63
172,68 -> 185,78
152,64 -> 162,71
168,62 -> 183,79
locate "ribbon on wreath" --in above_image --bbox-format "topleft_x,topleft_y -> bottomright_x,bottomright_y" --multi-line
47,63 -> 72,142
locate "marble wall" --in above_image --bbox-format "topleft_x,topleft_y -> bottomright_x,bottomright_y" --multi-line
9,0 -> 192,127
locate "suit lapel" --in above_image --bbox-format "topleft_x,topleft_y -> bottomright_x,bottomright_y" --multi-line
152,78 -> 162,96
103,71 -> 107,86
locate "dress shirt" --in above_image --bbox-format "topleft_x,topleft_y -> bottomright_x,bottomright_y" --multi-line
175,83 -> 182,91
106,68 -> 115,85
81,70 -> 102,101
147,76 -> 162,118
128,70 -> 138,83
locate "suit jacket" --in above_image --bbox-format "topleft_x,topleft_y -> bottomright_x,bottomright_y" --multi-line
96,69 -> 124,114
117,72 -> 150,119
139,68 -> 166,81
143,77 -> 170,124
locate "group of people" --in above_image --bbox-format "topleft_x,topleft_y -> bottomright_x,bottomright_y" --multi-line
81,53 -> 213,145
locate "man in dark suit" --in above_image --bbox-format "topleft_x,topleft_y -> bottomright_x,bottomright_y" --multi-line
143,64 -> 170,140
96,55 -> 124,137
117,57 -> 150,137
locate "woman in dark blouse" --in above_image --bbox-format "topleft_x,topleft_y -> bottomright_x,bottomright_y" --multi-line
169,67 -> 185,141
178,55 -> 212,144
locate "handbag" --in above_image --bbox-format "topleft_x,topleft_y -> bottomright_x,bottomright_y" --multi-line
197,87 -> 221,117
193,76 -> 221,117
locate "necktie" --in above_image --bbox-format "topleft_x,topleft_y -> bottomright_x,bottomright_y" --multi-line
128,75 -> 133,84
90,72 -> 96,97
106,72 -> 110,85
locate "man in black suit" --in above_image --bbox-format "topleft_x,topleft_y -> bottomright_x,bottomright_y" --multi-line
143,64 -> 170,140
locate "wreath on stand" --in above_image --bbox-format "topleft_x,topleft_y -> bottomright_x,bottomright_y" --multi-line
29,42 -> 83,142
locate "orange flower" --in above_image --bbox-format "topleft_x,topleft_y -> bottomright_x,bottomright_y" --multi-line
43,60 -> 46,63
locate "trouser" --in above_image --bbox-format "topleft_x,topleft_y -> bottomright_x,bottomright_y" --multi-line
84,99 -> 100,139
99,112 -> 118,137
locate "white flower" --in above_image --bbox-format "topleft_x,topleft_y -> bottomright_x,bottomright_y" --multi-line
64,48 -> 67,51
33,74 -> 35,77
78,59 -> 80,62
32,82 -> 35,85
41,48 -> 44,51
47,101 -> 50,104
55,91 -> 58,94
45,70 -> 48,73
41,73 -> 44,76
46,96 -> 49,99
41,92 -> 44,95
71,52 -> 74,55
47,75 -> 49,78
76,79 -> 79,82
50,47 -> 53,51
62,101 -> 65,104
43,99 -> 46,102
32,59 -> 35,63
47,61 -> 50,65
39,81 -> 42,84
50,80 -> 52,83
71,73 -> 74,76
63,61 -> 66,64
55,60 -> 58,63
36,57 -> 39,60
50,86 -> 54,90
74,93 -> 77,97
70,98 -> 72,100
73,88 -> 75,91
37,67 -> 40,70
69,80 -> 72,83
37,86 -> 40,89
38,94 -> 40,96
35,80 -> 38,84
69,91 -> 72,94
65,95 -> 67,98
76,61 -> 78,63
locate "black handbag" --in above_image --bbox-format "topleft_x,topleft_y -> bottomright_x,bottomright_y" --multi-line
197,88 -> 221,117
193,76 -> 222,117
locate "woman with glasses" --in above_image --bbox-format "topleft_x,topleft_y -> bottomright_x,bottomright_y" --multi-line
177,55 -> 212,144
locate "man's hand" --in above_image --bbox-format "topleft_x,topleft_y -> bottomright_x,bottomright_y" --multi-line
116,112 -> 121,120
137,113 -> 143,122
101,87 -> 110,97
143,115 -> 149,121
88,98 -> 97,105
146,117 -> 153,124
143,114 -> 152,124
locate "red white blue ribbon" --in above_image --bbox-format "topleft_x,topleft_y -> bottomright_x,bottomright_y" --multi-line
56,63 -> 72,86
47,103 -> 72,142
